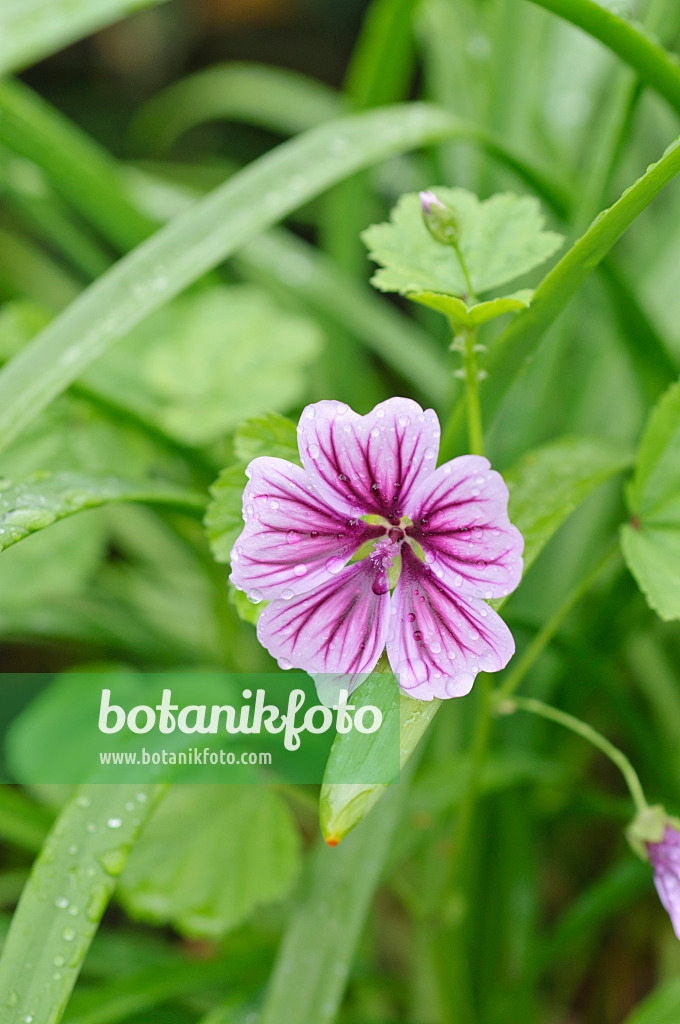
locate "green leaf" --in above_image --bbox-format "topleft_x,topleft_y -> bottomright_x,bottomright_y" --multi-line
526,0 -> 680,117
85,286 -> 320,447
0,102 -> 465,456
621,381 -> 680,621
406,288 -> 534,329
0,0 -> 170,76
503,436 -> 634,574
205,464 -> 249,565
205,412 -> 300,565
0,784 -> 162,1024
0,471 -> 205,553
118,785 -> 300,939
132,62 -> 344,152
234,411 -> 299,464
362,188 -> 563,305
261,781 -> 411,1024
622,978 -> 680,1024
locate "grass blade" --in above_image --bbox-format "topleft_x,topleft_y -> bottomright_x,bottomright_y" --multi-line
0,0 -> 169,78
0,103 -> 463,456
0,785 -> 163,1024
525,0 -> 680,115
131,63 -> 344,153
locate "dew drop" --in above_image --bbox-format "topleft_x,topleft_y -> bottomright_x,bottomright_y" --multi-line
106,818 -> 122,830
293,563 -> 308,577
281,588 -> 294,600
62,928 -> 76,942
326,556 -> 345,574
54,896 -> 68,909
278,657 -> 293,670
407,612 -> 416,622
424,447 -> 436,460
53,956 -> 65,968
430,640 -> 442,654
247,589 -> 263,603
398,415 -> 410,427
286,530 -> 300,544
307,444 -> 320,459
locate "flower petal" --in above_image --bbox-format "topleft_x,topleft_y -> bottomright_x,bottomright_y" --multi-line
405,454 -> 523,599
297,398 -> 441,520
256,556 -> 391,684
387,545 -> 515,700
230,457 -> 380,601
649,827 -> 680,939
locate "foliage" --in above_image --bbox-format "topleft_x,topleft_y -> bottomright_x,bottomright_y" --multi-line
0,1 -> 679,1023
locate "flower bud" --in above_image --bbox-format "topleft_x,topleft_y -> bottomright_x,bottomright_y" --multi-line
419,189 -> 461,246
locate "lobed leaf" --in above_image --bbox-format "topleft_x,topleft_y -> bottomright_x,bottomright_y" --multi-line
363,188 -> 562,307
205,412 -> 299,565
118,785 -> 300,939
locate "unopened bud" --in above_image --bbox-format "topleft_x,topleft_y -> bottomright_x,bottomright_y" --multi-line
419,189 -> 461,246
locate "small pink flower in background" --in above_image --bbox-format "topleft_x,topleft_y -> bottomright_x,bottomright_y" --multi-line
648,826 -> 680,939
230,398 -> 523,700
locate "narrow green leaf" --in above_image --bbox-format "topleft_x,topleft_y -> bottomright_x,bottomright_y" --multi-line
131,62 -> 344,152
0,102 -> 464,456
623,978 -> 680,1024
261,780 -> 411,1024
118,785 -> 300,939
0,79 -> 155,252
622,381 -> 680,620
0,471 -> 205,553
0,784 -> 163,1024
525,0 -> 680,116
0,0 -> 169,76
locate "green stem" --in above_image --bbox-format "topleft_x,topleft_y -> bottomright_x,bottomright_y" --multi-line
460,327 -> 484,456
498,541 -> 621,699
500,696 -> 648,813
0,783 -> 164,1024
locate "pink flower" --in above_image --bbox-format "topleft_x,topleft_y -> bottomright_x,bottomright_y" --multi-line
648,826 -> 680,939
230,399 -> 523,700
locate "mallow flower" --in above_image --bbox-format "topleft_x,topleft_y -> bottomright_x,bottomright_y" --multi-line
230,398 -> 523,700
648,826 -> 680,939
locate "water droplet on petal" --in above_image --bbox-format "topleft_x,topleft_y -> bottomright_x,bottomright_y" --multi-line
326,556 -> 345,575
424,447 -> 436,459
281,588 -> 294,600
407,612 -> 416,623
398,415 -> 410,427
278,657 -> 293,670
293,563 -> 307,577
307,444 -> 320,459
